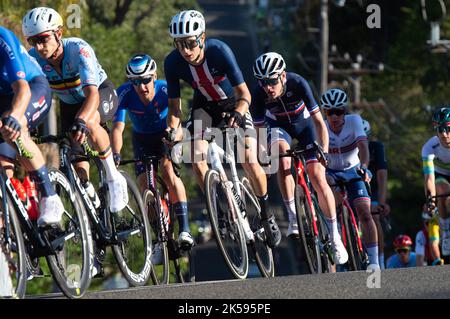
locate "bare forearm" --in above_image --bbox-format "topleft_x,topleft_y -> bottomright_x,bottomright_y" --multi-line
111,123 -> 124,154
358,140 -> 370,167
167,98 -> 182,130
424,174 -> 435,197
377,169 -> 388,204
77,87 -> 99,121
312,113 -> 329,152
234,84 -> 251,115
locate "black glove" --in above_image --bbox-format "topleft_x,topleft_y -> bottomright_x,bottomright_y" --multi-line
163,128 -> 176,143
71,118 -> 90,136
227,111 -> 244,128
2,116 -> 21,133
113,152 -> 121,167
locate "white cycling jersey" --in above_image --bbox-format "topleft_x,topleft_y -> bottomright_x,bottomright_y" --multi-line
422,136 -> 450,176
326,114 -> 367,170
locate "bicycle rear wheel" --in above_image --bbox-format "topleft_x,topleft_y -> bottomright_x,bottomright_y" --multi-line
295,184 -> 322,274
205,170 -> 248,279
46,168 -> 92,299
112,171 -> 152,286
241,177 -> 274,278
0,199 -> 26,299
342,206 -> 365,271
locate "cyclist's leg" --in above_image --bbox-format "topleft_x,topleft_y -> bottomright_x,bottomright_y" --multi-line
240,114 -> 281,248
371,201 -> 385,269
347,174 -> 379,266
435,175 -> 450,255
429,215 -> 442,264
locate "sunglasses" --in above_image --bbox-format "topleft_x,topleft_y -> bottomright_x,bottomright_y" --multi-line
259,77 -> 280,87
396,248 -> 409,254
435,125 -> 450,133
174,35 -> 202,51
27,32 -> 53,46
130,77 -> 153,86
325,109 -> 346,116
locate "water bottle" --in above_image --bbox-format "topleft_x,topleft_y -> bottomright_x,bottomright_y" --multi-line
23,176 -> 40,221
83,181 -> 101,209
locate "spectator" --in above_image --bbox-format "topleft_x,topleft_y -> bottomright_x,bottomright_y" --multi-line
386,234 -> 416,268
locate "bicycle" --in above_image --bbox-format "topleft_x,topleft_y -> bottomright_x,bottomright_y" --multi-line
36,133 -> 153,287
120,148 -> 195,285
200,126 -> 274,279
0,137 -> 92,299
329,175 -> 370,271
277,142 -> 333,274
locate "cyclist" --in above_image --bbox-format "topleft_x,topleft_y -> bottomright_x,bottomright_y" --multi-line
386,234 -> 416,268
321,88 -> 379,267
422,107 -> 450,259
164,10 -> 281,248
250,52 -> 348,264
415,205 -> 442,266
22,7 -> 128,213
111,54 -> 193,247
0,26 -> 64,227
362,119 -> 390,269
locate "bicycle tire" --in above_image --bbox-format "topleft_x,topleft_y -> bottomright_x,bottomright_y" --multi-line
205,169 -> 248,279
143,189 -> 169,285
111,171 -> 153,286
295,184 -> 322,274
45,168 -> 93,299
0,198 -> 26,299
342,206 -> 365,271
241,177 -> 274,278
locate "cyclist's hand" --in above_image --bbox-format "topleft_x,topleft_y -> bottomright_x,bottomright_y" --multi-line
71,118 -> 89,144
0,115 -> 21,142
226,110 -> 244,128
379,203 -> 391,216
358,167 -> 372,183
163,127 -> 176,144
318,152 -> 330,167
426,199 -> 437,214
113,152 -> 121,167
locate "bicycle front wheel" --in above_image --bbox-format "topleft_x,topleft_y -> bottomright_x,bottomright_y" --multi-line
144,189 -> 169,285
112,171 -> 153,286
295,184 -> 322,274
0,199 -> 26,299
46,168 -> 93,299
241,177 -> 274,278
205,170 -> 248,279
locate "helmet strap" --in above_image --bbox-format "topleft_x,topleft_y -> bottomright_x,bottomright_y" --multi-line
49,32 -> 62,61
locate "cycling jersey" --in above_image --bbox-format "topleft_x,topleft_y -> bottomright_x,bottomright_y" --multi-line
29,37 -> 107,104
326,114 -> 367,171
422,136 -> 450,176
0,26 -> 43,95
250,72 -> 320,127
415,229 -> 432,264
386,252 -> 417,268
368,140 -> 388,200
114,80 -> 168,134
164,38 -> 244,102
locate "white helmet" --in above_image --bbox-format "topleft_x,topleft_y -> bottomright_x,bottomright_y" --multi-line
22,7 -> 63,38
253,52 -> 286,79
169,10 -> 205,39
126,54 -> 157,79
362,119 -> 371,136
320,88 -> 348,110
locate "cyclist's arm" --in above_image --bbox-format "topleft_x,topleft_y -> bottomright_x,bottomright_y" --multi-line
167,97 -> 182,132
233,82 -> 251,115
76,85 -> 100,123
424,173 -> 436,199
111,121 -> 125,155
7,80 -> 31,121
311,112 -> 329,152
377,168 -> 390,213
357,139 -> 370,168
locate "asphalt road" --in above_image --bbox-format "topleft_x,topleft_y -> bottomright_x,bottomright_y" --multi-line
34,265 -> 450,299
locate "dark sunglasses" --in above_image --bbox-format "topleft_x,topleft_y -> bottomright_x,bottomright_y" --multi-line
259,77 -> 280,87
396,248 -> 409,254
130,77 -> 153,86
27,32 -> 53,46
326,109 -> 346,116
174,35 -> 202,51
435,125 -> 450,133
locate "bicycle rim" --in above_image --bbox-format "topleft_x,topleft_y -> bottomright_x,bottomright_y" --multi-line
295,185 -> 322,274
46,169 -> 92,299
111,171 -> 152,286
342,207 -> 364,270
205,170 -> 248,279
241,177 -> 274,277
0,202 -> 26,299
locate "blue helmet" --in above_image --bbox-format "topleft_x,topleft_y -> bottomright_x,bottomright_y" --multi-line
126,54 -> 157,79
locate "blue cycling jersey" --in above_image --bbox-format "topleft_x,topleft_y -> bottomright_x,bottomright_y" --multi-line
164,38 -> 244,102
386,252 -> 417,269
113,80 -> 168,134
250,72 -> 319,127
0,26 -> 43,95
29,37 -> 107,104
